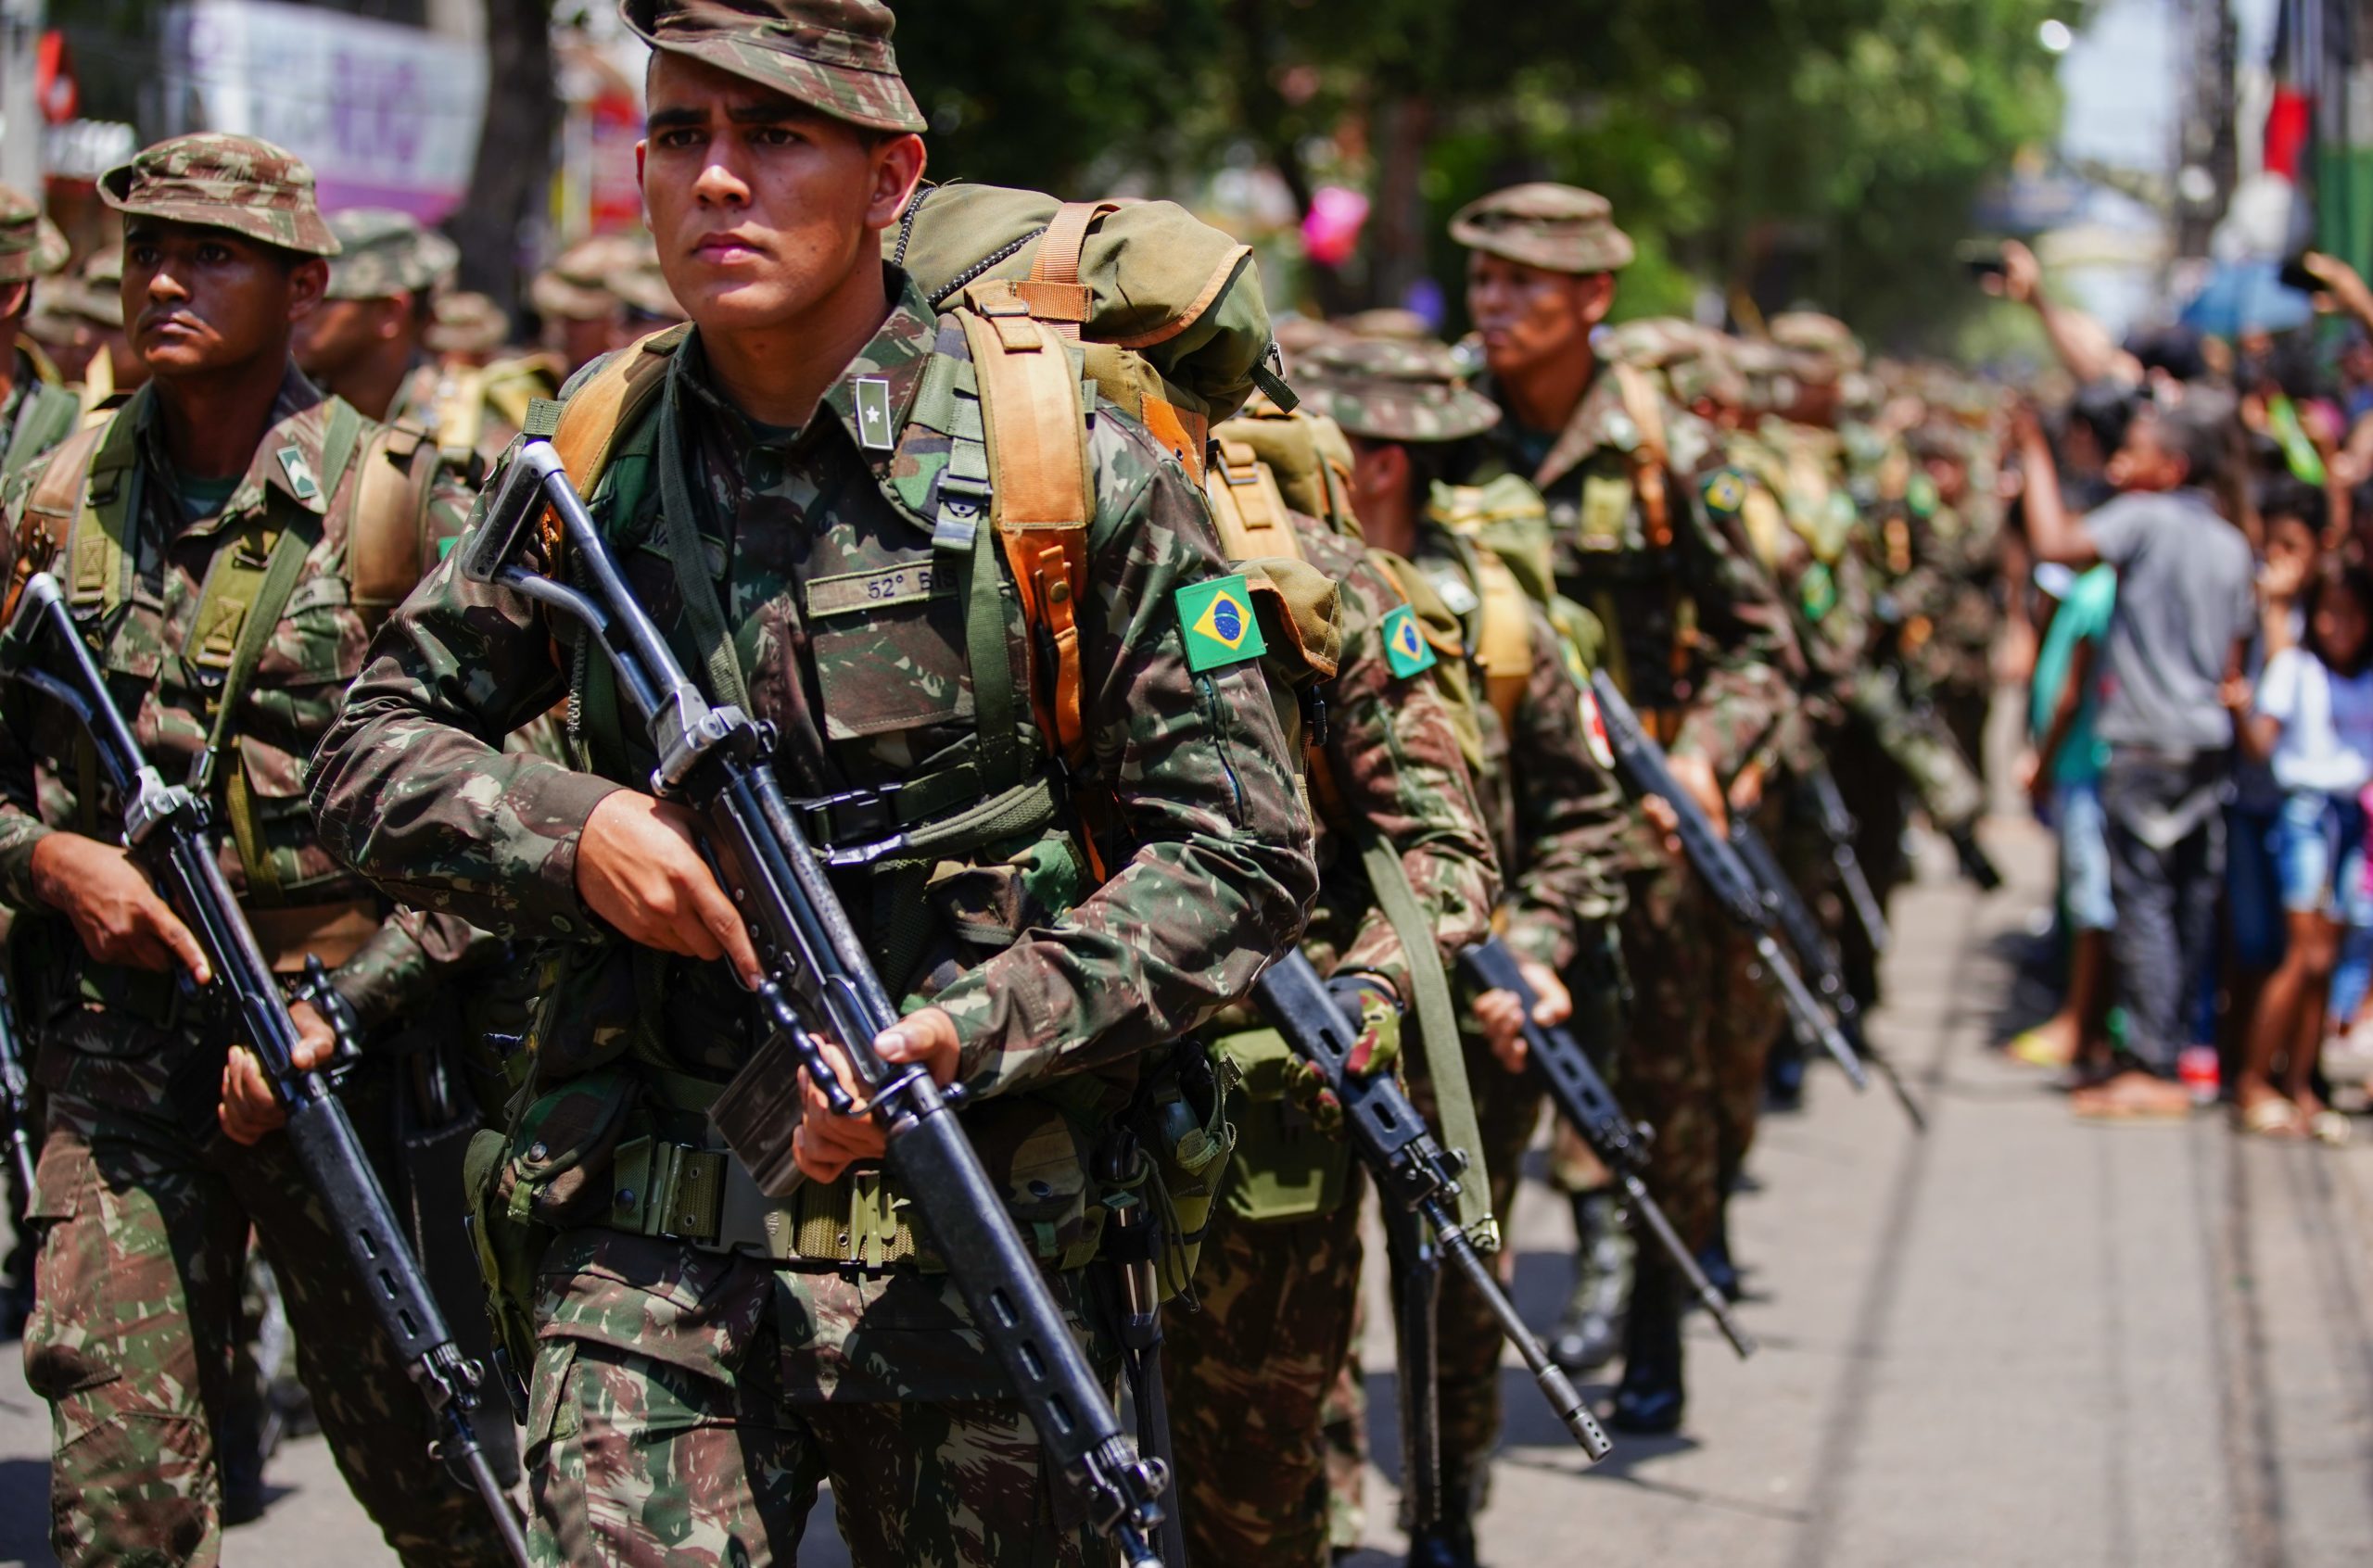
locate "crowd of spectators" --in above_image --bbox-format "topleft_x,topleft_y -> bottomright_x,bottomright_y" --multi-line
1999,243 -> 2373,1138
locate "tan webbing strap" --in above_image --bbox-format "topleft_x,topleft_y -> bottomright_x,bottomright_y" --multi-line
1018,201 -> 1119,339
1474,550 -> 1533,732
1201,442 -> 1301,563
432,367 -> 489,462
48,410 -> 137,616
958,285 -> 1094,765
546,325 -> 689,522
4,415 -> 111,622
1610,361 -> 1672,550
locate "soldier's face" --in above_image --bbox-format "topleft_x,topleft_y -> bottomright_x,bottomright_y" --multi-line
639,55 -> 925,336
1466,255 -> 1611,378
294,295 -> 407,380
122,219 -> 326,379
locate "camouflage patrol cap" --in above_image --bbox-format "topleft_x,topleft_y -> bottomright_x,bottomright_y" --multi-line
1608,317 -> 1745,410
1294,335 -> 1501,446
531,233 -> 659,321
324,208 -> 460,300
0,184 -> 68,285
612,261 -> 688,322
622,0 -> 927,133
426,291 -> 512,357
100,133 -> 340,257
1449,183 -> 1633,274
1769,311 -> 1864,382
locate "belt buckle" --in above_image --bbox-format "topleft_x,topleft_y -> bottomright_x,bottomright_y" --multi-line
791,783 -> 902,849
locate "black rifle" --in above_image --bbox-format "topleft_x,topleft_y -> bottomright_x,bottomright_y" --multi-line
1802,765 -> 1892,955
1251,951 -> 1613,1471
0,960 -> 32,1200
1585,671 -> 1868,1094
463,442 -> 1171,1566
1725,821 -> 1928,1133
1459,939 -> 1754,1358
1381,1195 -> 1443,1527
0,572 -> 530,1566
1098,1133 -> 1188,1568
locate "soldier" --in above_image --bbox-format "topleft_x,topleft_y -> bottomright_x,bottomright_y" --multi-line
1164,403 -> 1501,1568
528,231 -> 677,375
297,209 -> 554,473
1299,335 -> 1631,1564
40,249 -> 148,404
1450,183 -> 1802,1434
0,186 -> 80,482
308,3 -> 1317,1563
0,133 -> 512,1566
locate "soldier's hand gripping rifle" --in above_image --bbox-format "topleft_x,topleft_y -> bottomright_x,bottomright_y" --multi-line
1586,671 -> 1869,1094
0,572 -> 531,1567
1803,765 -> 1892,955
1252,950 -> 1614,1468
1458,938 -> 1755,1358
0,958 -> 35,1201
463,442 -> 1173,1568
1721,821 -> 1927,1132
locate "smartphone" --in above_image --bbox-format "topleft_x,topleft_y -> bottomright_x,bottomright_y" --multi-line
2279,254 -> 2320,294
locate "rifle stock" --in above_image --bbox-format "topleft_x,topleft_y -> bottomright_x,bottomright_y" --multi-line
1458,939 -> 1755,1359
463,442 -> 1172,1566
0,573 -> 530,1565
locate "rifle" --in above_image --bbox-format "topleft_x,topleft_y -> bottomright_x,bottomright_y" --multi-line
1380,1195 -> 1443,1527
1724,820 -> 1927,1133
1458,939 -> 1754,1358
1251,951 -> 1613,1471
0,573 -> 530,1567
1802,765 -> 1892,955
1585,671 -> 1868,1094
463,442 -> 1172,1566
0,957 -> 34,1200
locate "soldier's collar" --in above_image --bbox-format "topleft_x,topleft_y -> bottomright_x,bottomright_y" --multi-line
813,267 -> 935,467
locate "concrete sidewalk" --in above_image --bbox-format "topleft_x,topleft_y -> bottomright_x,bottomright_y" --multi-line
7,816 -> 2373,1565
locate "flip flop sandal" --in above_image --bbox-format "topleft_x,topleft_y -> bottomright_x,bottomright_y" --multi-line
2240,1097 -> 2304,1138
2310,1109 -> 2354,1147
2010,1029 -> 2074,1069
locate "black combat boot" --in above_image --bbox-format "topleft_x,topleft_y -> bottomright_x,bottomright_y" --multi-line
1608,1259 -> 1684,1435
1403,1508 -> 1478,1568
1765,1028 -> 1807,1111
1549,1187 -> 1631,1375
1695,1196 -> 1743,1305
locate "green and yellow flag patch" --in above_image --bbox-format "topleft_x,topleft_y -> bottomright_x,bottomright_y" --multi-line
1380,603 -> 1436,678
1177,575 -> 1266,673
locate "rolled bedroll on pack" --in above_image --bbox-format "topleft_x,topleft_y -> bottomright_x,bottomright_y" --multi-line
889,182 -> 1288,478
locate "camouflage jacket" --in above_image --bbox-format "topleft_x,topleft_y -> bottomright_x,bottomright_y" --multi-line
310,275 -> 1317,1268
1719,424 -> 1878,705
0,366 -> 482,1111
1459,360 -> 1802,786
1407,520 -> 1630,970
1286,515 -> 1497,994
0,347 -> 80,485
387,352 -> 559,473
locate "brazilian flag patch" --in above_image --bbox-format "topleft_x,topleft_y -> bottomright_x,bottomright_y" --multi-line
1177,575 -> 1266,673
1381,603 -> 1436,678
1703,470 -> 1747,515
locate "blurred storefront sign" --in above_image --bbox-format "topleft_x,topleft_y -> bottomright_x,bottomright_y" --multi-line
162,0 -> 489,221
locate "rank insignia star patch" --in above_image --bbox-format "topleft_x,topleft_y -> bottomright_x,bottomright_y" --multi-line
855,377 -> 895,453
1381,603 -> 1436,677
1177,575 -> 1266,672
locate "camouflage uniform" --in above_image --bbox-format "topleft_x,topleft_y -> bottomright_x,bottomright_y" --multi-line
308,8 -> 1317,1564
0,134 -> 509,1567
1297,337 -> 1631,1534
1451,185 -> 1803,1433
1168,497 -> 1499,1568
0,185 -> 81,485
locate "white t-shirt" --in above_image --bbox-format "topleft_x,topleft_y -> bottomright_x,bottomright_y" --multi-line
2256,646 -> 2373,795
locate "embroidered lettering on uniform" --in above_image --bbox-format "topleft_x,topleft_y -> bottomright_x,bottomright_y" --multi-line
1380,603 -> 1437,678
1176,575 -> 1266,673
855,377 -> 896,453
806,562 -> 940,618
276,445 -> 320,501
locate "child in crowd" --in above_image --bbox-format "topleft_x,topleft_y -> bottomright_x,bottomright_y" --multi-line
2231,558 -> 2373,1142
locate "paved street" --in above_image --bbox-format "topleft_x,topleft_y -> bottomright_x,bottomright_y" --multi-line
8,810 -> 2373,1566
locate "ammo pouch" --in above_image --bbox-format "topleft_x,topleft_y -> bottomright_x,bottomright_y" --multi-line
1119,1041 -> 1239,1301
463,1067 -> 643,1395
1212,1026 -> 1353,1225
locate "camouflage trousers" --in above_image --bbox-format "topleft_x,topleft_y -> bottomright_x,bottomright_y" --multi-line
1609,864 -> 1727,1253
21,1090 -> 512,1568
523,1232 -> 1116,1568
1164,1165 -> 1368,1568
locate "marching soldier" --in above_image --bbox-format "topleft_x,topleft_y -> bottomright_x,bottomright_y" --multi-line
1450,183 -> 1803,1433
0,133 -> 511,1566
309,3 -> 1317,1562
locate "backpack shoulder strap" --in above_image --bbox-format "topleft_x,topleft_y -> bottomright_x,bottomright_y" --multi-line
545,324 -> 690,497
3,412 -> 113,623
1016,200 -> 1119,339
348,420 -> 446,617
956,281 -> 1094,767
1609,360 -> 1673,549
46,403 -> 139,615
1201,441 -> 1301,562
6,381 -> 82,482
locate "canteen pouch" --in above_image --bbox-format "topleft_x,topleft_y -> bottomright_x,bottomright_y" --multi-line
1214,1027 -> 1353,1224
463,1068 -> 642,1400
1126,1042 -> 1240,1300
